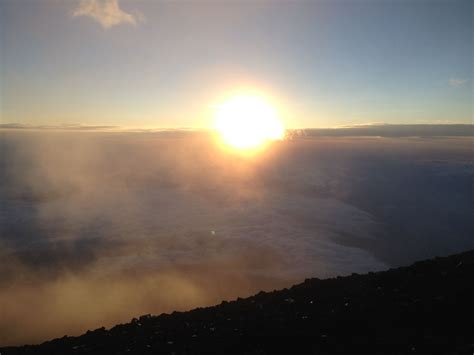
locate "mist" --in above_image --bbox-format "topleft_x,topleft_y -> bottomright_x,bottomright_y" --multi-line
0,128 -> 472,346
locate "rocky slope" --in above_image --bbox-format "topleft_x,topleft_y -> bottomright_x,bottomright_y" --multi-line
2,250 -> 473,354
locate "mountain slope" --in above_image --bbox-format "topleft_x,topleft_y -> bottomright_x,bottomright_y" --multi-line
2,250 -> 473,354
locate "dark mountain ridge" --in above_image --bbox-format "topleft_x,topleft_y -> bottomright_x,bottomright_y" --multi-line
2,250 -> 473,355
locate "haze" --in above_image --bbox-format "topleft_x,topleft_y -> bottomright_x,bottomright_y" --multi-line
0,126 -> 472,345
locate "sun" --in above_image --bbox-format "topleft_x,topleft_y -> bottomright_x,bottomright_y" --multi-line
214,95 -> 284,150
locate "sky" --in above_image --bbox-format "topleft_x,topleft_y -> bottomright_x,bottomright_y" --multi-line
0,0 -> 472,129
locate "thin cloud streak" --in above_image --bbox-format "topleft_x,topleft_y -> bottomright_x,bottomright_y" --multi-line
449,78 -> 468,87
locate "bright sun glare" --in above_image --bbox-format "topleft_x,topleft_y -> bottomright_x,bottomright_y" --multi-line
214,95 -> 285,150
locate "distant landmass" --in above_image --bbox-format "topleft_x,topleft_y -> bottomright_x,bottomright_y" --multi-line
301,124 -> 474,137
2,249 -> 472,354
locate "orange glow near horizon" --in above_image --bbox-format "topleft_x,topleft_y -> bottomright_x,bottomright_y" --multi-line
213,95 -> 285,151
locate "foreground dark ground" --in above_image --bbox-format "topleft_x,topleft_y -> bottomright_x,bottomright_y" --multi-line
2,250 -> 473,355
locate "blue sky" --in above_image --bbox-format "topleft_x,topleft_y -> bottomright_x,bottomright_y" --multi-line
0,0 -> 472,128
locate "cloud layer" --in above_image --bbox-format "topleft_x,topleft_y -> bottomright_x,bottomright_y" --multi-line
0,131 -> 472,346
72,0 -> 143,29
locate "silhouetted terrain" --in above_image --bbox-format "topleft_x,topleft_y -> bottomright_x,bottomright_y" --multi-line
2,249 -> 473,355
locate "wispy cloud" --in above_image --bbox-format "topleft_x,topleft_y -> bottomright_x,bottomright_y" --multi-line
72,0 -> 144,29
448,78 -> 468,87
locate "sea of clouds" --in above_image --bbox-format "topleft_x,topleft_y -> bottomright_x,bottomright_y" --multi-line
0,129 -> 472,345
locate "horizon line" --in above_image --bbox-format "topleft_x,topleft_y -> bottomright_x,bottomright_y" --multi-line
1,122 -> 473,132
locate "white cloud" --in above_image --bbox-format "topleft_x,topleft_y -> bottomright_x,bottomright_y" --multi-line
72,0 -> 144,29
449,78 -> 468,87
